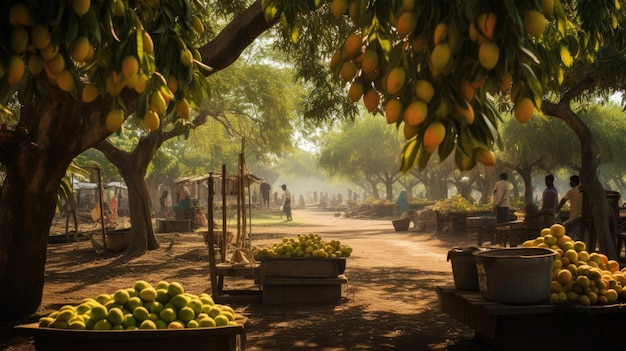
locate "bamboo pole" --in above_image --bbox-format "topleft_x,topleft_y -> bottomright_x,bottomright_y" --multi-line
221,164 -> 227,263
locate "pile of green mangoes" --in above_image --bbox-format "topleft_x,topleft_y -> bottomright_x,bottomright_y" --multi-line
38,280 -> 240,330
254,233 -> 352,258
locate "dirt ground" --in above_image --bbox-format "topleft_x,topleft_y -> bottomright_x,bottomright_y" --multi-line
0,207 -> 496,351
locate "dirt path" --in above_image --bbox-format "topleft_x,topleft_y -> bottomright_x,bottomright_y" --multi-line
1,207 -> 492,351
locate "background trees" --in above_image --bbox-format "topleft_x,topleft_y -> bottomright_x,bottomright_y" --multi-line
318,115 -> 403,200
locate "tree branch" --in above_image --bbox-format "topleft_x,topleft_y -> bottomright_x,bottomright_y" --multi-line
199,1 -> 279,73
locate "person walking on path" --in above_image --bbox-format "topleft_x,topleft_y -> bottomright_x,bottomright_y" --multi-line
541,174 -> 559,217
492,173 -> 511,223
281,184 -> 292,221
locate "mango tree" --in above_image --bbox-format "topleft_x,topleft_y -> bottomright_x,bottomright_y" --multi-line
0,0 -> 283,321
275,0 -> 623,257
0,0 -> 623,321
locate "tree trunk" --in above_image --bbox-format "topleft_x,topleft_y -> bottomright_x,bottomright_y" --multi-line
95,136 -> 163,255
0,87 -> 110,321
367,179 -> 380,199
384,177 -> 394,201
518,168 -> 533,206
543,98 -> 617,259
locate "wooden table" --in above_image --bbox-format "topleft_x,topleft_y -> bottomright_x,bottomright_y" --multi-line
467,227 -> 497,246
494,220 -> 526,247
437,287 -> 626,350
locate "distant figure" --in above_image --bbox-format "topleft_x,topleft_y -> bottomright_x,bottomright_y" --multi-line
541,174 -> 559,217
173,185 -> 191,220
252,190 -> 258,207
176,185 -> 191,210
396,191 -> 410,217
109,195 -> 118,223
492,173 -> 510,223
557,175 -> 583,239
298,194 -> 306,209
260,181 -> 271,209
313,190 -> 318,204
194,207 -> 209,227
281,184 -> 292,221
160,190 -> 170,213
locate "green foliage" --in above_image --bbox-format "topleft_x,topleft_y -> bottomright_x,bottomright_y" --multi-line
431,194 -> 478,213
267,0 -> 625,173
0,0 -> 212,128
318,114 -> 402,178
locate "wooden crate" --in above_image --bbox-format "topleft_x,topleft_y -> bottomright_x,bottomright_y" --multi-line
158,219 -> 192,233
15,322 -> 246,351
258,258 -> 345,284
262,276 -> 348,304
258,258 -> 348,304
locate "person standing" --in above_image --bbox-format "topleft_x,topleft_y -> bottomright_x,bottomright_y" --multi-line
541,174 -> 559,217
260,181 -> 271,209
492,173 -> 511,223
557,175 -> 583,238
159,190 -> 170,214
281,184 -> 292,221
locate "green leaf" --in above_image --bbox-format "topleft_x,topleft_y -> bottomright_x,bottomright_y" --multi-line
65,17 -> 79,48
136,30 -> 143,63
520,63 -> 543,100
555,0 -> 567,37
400,138 -> 419,172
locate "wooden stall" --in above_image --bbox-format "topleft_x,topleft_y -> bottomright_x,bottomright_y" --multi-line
205,151 -> 262,300
437,287 -> 626,350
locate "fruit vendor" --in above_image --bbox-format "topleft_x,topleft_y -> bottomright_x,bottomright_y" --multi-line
556,175 -> 583,239
492,173 -> 511,223
173,184 -> 191,218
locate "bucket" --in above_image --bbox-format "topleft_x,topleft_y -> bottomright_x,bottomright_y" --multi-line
392,217 -> 411,231
474,247 -> 557,305
447,247 -> 480,290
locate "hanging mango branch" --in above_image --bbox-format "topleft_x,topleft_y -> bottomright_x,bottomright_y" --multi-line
262,0 -> 619,172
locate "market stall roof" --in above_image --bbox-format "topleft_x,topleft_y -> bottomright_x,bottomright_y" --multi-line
177,173 -> 262,187
72,180 -> 98,190
72,179 -> 127,190
173,176 -> 194,184
105,181 -> 127,189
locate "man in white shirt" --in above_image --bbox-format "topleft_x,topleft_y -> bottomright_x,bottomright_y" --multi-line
492,173 -> 510,223
557,175 -> 583,239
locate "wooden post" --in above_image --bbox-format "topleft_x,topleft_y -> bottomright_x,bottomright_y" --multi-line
221,164 -> 227,263
236,143 -> 244,246
95,166 -> 108,256
207,173 -> 218,297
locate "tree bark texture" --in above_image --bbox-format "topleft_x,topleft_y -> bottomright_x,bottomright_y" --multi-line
95,136 -> 162,255
0,86 -> 111,320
